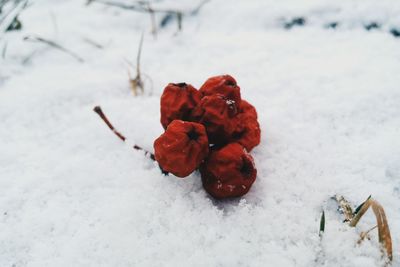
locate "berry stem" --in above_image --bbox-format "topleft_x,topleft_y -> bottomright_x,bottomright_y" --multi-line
93,106 -> 155,160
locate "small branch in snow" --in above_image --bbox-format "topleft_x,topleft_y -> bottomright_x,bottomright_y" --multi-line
93,106 -> 156,161
93,106 -> 127,142
93,106 -> 168,175
23,34 -> 84,63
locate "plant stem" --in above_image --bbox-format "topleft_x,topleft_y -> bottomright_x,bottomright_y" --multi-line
93,105 -> 155,160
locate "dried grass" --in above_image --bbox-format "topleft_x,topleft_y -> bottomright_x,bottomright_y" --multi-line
332,195 -> 393,263
349,198 -> 393,262
128,33 -> 145,96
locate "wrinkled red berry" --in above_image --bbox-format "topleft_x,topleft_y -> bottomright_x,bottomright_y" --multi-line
191,94 -> 238,144
200,143 -> 257,199
160,83 -> 201,129
154,120 -> 209,177
239,100 -> 257,119
199,75 -> 241,105
231,100 -> 260,151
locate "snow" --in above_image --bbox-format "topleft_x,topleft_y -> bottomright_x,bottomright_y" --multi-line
1,0 -> 400,266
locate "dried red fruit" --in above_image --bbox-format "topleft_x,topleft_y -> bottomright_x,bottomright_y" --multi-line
191,94 -> 238,144
231,100 -> 261,151
199,75 -> 241,105
160,83 -> 201,129
239,100 -> 257,119
154,120 -> 209,177
200,143 -> 257,199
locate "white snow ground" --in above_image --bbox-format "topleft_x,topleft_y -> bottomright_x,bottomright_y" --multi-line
1,0 -> 400,266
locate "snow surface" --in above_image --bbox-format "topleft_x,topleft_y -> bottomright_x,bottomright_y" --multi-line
1,0 -> 400,266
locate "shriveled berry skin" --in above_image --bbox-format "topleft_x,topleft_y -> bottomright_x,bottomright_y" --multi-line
200,143 -> 257,199
199,75 -> 241,105
239,100 -> 257,119
191,94 -> 238,145
231,100 -> 260,151
154,120 -> 209,177
160,83 -> 201,129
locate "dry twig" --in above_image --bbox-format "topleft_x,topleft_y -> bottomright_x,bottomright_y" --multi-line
93,106 -> 168,175
93,106 -> 155,160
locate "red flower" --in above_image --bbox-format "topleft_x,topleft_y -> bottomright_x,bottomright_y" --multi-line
231,100 -> 261,151
154,120 -> 209,177
191,94 -> 238,144
160,83 -> 201,129
199,75 -> 241,105
200,143 -> 257,199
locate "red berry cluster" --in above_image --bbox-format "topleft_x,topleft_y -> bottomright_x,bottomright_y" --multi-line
154,75 -> 261,199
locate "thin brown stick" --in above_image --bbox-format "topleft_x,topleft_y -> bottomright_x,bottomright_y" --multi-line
93,106 -> 156,161
93,106 -> 126,141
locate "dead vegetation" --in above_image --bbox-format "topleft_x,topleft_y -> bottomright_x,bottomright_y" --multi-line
125,32 -> 154,96
23,34 -> 85,62
320,195 -> 393,265
93,105 -> 157,162
127,32 -> 145,96
87,0 -> 210,35
0,0 -> 28,35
